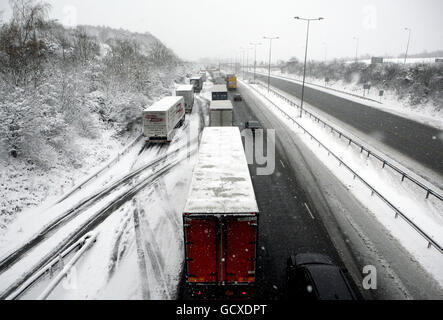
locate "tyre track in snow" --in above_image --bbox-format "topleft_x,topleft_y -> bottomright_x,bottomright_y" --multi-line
132,202 -> 171,300
153,179 -> 181,234
132,205 -> 151,300
107,208 -> 134,279
0,142 -> 195,274
0,150 -> 196,300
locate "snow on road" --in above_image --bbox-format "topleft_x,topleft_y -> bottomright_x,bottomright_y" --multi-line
0,137 -> 144,258
0,129 -> 129,235
242,80 -> 443,287
0,80 -> 210,299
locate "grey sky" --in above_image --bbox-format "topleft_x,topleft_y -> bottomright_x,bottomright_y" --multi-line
1,0 -> 442,62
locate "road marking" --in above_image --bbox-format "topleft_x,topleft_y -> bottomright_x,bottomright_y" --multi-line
304,202 -> 315,219
279,160 -> 285,168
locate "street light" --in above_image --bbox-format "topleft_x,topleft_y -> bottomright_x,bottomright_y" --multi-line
404,27 -> 411,64
294,16 -> 324,118
263,36 -> 279,92
250,42 -> 262,83
353,36 -> 359,63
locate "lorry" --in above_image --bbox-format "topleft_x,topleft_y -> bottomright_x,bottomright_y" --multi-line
211,84 -> 228,101
190,75 -> 204,93
209,100 -> 233,126
227,74 -> 237,90
142,96 -> 185,143
183,127 -> 259,298
176,84 -> 195,113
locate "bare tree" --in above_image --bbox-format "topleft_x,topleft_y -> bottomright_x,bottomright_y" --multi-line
9,0 -> 51,47
0,0 -> 51,87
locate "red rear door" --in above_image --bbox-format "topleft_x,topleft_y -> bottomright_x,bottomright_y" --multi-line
185,218 -> 218,283
225,217 -> 257,283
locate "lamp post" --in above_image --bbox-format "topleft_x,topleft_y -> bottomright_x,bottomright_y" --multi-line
250,42 -> 262,83
404,27 -> 411,64
263,36 -> 279,92
294,16 -> 324,118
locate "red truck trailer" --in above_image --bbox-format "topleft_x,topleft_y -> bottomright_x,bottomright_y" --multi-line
183,127 -> 259,298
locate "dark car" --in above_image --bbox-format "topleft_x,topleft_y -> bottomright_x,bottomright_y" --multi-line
286,253 -> 357,300
234,94 -> 242,101
245,120 -> 261,132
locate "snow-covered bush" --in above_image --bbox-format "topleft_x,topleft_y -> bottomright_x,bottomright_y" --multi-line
282,58 -> 443,110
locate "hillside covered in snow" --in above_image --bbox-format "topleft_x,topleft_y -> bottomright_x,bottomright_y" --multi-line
0,1 -> 196,230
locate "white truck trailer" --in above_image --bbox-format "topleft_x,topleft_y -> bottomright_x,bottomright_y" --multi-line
209,100 -> 233,127
176,85 -> 195,113
142,96 -> 185,143
211,84 -> 228,101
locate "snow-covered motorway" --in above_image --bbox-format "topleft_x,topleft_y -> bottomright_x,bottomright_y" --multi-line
229,80 -> 442,299
250,72 -> 443,182
1,76 -> 441,300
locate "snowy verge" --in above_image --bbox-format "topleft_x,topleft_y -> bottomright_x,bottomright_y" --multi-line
0,127 -> 136,235
241,80 -> 443,287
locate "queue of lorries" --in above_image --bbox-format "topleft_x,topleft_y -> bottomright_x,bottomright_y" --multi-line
141,70 -> 257,298
142,71 -> 236,143
142,74 -> 201,144
141,70 -> 357,300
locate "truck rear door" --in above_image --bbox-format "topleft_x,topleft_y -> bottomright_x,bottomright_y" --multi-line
185,218 -> 218,283
225,217 -> 257,283
143,111 -> 166,137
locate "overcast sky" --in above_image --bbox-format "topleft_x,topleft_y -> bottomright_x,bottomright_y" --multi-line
1,0 -> 442,62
